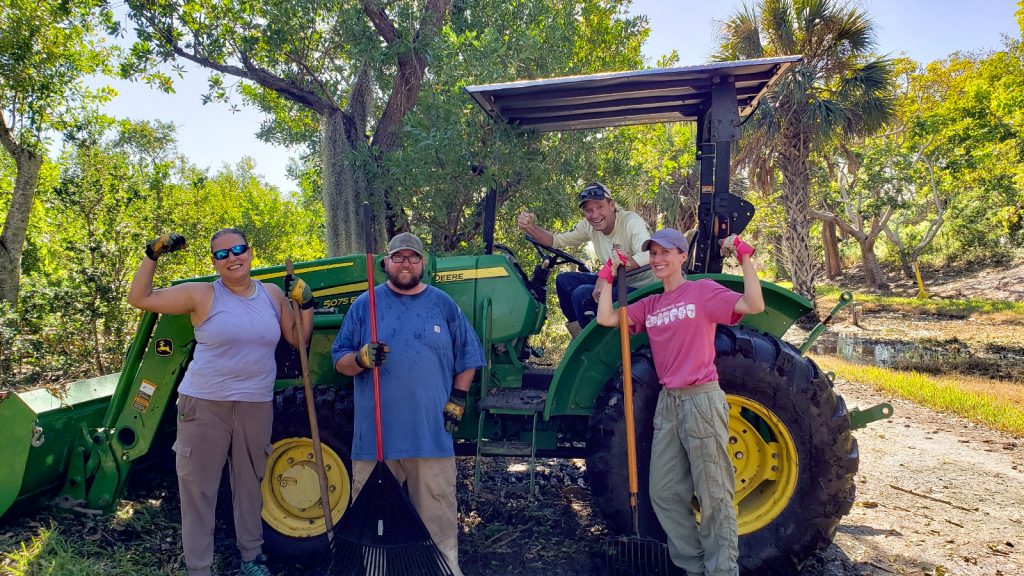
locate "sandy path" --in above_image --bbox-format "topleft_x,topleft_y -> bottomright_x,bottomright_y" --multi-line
806,378 -> 1024,576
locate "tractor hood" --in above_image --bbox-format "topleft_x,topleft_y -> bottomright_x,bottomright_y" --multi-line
464,55 -> 801,132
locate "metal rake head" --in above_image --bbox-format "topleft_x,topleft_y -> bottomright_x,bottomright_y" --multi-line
605,535 -> 677,576
325,540 -> 455,576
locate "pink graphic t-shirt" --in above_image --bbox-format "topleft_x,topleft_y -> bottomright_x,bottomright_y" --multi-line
626,279 -> 743,389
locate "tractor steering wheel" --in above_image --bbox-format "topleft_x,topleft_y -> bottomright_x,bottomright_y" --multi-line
525,235 -> 590,273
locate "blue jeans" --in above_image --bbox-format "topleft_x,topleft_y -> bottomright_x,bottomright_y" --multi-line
554,271 -> 634,327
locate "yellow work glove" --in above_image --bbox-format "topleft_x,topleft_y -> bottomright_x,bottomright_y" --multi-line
355,341 -> 389,370
443,389 -> 468,433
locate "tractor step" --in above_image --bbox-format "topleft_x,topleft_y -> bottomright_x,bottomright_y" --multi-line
478,440 -> 534,456
478,388 -> 547,414
475,389 -> 544,495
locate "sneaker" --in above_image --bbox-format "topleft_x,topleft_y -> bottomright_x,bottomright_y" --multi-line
239,554 -> 272,576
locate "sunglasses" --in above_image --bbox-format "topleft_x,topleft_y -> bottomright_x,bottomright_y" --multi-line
212,244 -> 250,260
389,254 -> 423,264
578,184 -> 611,204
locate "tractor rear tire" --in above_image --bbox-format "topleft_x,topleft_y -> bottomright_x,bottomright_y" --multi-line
586,325 -> 858,575
262,385 -> 354,565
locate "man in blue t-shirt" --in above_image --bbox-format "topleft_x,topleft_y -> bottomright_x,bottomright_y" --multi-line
332,232 -> 484,576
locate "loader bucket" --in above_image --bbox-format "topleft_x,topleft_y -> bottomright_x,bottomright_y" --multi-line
0,373 -> 118,520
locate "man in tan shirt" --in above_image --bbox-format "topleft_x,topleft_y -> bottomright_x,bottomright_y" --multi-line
518,182 -> 654,336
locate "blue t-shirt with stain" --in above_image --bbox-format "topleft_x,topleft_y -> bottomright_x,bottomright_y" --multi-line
331,284 -> 485,461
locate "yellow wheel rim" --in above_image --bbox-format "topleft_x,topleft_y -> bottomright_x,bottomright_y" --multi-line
726,395 -> 799,535
261,437 -> 350,538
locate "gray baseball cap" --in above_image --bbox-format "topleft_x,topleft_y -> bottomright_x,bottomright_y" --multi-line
387,232 -> 425,257
642,228 -> 689,253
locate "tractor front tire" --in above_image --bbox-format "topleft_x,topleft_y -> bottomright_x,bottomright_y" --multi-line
586,325 -> 858,575
261,385 -> 354,565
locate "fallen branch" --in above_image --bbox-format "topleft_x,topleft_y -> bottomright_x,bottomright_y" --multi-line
867,561 -> 894,573
485,525 -> 526,548
888,484 -> 979,512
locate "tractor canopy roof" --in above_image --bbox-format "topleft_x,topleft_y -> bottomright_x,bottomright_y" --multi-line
464,55 -> 801,132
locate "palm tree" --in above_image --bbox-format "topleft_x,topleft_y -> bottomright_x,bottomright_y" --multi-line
714,0 -> 894,302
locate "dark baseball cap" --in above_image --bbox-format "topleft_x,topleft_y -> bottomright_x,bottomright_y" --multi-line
642,228 -> 689,253
578,182 -> 613,207
387,232 -> 425,257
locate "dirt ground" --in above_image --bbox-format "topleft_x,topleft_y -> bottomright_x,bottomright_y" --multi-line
805,378 -> 1024,576
926,262 -> 1024,302
832,260 -> 1024,303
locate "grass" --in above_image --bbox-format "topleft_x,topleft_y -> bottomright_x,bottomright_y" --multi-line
0,520 -> 175,576
0,479 -> 193,576
813,284 -> 1024,320
765,279 -> 1024,319
813,354 -> 1024,438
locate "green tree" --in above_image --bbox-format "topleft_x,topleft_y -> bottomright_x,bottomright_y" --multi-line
810,141 -> 900,291
378,0 -> 649,253
875,60 -> 951,280
122,1 -> 652,258
909,41 -> 1024,266
714,0 -> 895,301
0,0 -> 117,304
123,0 -> 453,256
8,119 -> 324,387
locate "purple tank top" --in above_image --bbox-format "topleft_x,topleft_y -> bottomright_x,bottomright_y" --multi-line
178,279 -> 282,402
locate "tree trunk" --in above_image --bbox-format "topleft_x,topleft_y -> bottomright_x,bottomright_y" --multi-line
898,250 -> 915,280
0,148 -> 43,305
777,127 -> 817,302
859,239 -> 889,292
822,220 -> 842,279
320,110 -> 363,256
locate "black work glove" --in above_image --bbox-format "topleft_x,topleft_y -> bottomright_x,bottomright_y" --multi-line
355,341 -> 389,370
443,388 -> 468,433
145,232 -> 187,261
284,273 -> 316,309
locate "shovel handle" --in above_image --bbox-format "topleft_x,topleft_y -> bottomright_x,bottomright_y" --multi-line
617,272 -> 640,533
362,202 -> 384,462
286,258 -> 334,539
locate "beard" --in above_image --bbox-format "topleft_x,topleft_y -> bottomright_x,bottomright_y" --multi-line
388,266 -> 423,290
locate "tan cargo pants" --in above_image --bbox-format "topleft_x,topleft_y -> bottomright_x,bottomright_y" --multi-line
352,457 -> 462,575
649,383 -> 738,576
173,395 -> 273,576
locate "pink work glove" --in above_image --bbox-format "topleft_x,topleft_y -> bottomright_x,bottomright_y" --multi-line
597,249 -> 630,283
720,234 -> 755,264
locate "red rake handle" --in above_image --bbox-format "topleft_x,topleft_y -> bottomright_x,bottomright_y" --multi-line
362,202 -> 384,463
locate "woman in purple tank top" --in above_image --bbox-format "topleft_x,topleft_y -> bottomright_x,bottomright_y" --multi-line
128,228 -> 314,576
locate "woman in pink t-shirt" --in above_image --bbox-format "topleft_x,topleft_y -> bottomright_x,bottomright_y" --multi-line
596,228 -> 764,576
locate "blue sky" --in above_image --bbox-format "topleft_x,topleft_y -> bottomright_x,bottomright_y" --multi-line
97,1 -> 1021,193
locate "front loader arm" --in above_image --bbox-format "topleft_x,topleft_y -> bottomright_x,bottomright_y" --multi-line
57,312 -> 195,512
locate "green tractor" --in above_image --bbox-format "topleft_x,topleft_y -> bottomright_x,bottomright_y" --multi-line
0,57 -> 891,574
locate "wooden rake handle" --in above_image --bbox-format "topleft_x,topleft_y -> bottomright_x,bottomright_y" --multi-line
617,271 -> 641,536
286,258 -> 334,540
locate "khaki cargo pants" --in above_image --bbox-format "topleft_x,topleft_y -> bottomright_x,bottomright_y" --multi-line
174,395 -> 273,576
649,383 -> 738,576
352,457 -> 462,575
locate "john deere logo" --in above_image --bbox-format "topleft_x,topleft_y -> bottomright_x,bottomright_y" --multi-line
155,339 -> 173,356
